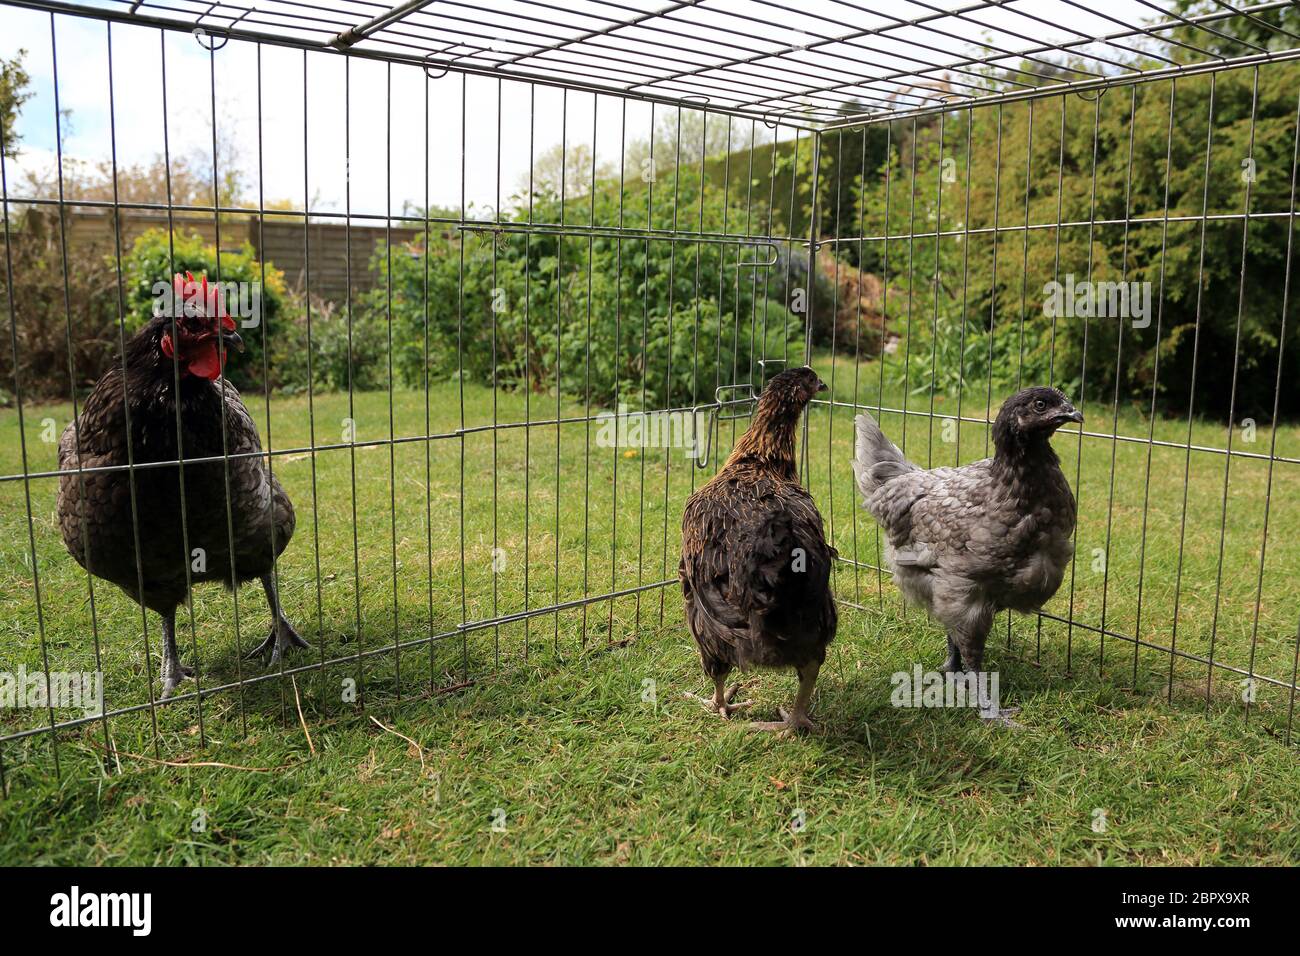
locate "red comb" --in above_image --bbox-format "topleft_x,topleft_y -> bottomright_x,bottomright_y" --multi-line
171,272 -> 236,331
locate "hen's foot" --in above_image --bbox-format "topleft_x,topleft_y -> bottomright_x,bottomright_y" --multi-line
245,617 -> 312,668
683,684 -> 753,719
978,705 -> 1023,729
749,707 -> 817,735
159,662 -> 194,700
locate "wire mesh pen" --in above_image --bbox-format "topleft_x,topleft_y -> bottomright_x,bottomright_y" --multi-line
1,0 -> 1299,793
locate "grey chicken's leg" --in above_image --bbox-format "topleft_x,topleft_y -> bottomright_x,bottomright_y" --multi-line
960,643 -> 1022,729
683,674 -> 753,719
750,659 -> 820,735
159,611 -> 194,699
941,633 -> 963,673
245,574 -> 311,667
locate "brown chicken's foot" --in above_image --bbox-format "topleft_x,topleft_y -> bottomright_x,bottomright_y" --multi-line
749,661 -> 821,735
748,707 -> 817,735
683,683 -> 753,719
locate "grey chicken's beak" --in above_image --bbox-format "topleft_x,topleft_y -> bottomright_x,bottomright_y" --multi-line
817,379 -> 828,393
221,328 -> 246,353
1060,404 -> 1083,425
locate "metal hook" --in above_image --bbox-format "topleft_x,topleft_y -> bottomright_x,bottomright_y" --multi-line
423,51 -> 450,80
690,403 -> 718,469
191,25 -> 229,52
423,43 -> 490,79
690,384 -> 760,469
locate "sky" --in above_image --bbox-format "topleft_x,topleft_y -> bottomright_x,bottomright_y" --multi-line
0,0 -> 1172,220
1,6 -> 614,220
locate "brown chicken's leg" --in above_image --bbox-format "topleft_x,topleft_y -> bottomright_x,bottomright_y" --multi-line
750,659 -> 820,734
684,674 -> 753,719
159,611 -> 194,700
244,574 -> 311,668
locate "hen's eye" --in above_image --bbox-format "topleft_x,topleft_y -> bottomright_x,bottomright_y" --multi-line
1033,399 -> 1046,411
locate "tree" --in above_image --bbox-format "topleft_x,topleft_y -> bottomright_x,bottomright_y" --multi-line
0,50 -> 30,155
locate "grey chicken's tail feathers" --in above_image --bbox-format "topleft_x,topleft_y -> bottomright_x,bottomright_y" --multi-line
852,412 -> 917,500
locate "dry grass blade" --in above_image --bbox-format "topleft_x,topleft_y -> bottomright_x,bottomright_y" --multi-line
369,715 -> 426,775
292,675 -> 316,756
90,741 -> 290,773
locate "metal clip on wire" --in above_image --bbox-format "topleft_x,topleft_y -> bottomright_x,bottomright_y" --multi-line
191,25 -> 230,52
691,383 -> 758,469
733,241 -> 780,268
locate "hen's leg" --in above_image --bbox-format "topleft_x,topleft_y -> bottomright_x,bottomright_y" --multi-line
159,611 -> 193,699
244,574 -> 311,667
941,633 -> 963,673
959,641 -> 1022,729
750,659 -> 820,735
683,663 -> 752,719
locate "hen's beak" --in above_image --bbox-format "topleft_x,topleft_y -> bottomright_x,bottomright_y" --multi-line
221,328 -> 246,353
817,380 -> 828,393
1058,404 -> 1084,425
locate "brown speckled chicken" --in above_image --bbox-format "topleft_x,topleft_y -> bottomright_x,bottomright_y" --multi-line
679,366 -> 838,734
58,273 -> 306,698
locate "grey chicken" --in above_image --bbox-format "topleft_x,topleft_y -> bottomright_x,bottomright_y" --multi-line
852,386 -> 1082,721
58,273 -> 307,699
679,367 -> 837,734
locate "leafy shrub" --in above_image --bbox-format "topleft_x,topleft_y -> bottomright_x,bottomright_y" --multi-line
885,313 -> 1075,403
271,294 -> 389,395
0,207 -> 120,404
856,64 -> 1300,417
364,171 -> 805,409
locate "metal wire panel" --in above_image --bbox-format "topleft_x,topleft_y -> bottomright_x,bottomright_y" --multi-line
0,0 -> 1298,794
815,67 -> 1300,740
0,6 -> 819,789
7,0 -> 1300,124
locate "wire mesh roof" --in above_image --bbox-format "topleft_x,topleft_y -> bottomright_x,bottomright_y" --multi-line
11,0 -> 1300,124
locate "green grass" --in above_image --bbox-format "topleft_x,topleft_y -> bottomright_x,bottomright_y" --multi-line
0,354 -> 1298,865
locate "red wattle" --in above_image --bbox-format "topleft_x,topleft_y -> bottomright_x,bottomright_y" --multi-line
187,343 -> 223,381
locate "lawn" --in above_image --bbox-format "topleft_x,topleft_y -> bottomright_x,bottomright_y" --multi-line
0,353 -> 1298,865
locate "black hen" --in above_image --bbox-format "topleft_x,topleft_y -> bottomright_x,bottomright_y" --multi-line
679,367 -> 837,733
58,273 -> 306,698
852,386 -> 1081,720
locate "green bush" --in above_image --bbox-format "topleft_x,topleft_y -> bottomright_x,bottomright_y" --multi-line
364,171 -> 804,409
271,295 -> 389,395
